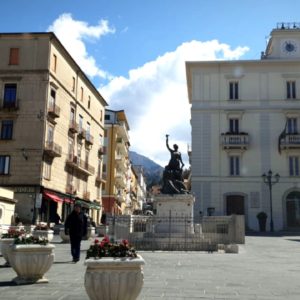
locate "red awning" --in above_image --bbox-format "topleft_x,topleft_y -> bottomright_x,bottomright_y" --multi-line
44,191 -> 64,203
64,198 -> 74,204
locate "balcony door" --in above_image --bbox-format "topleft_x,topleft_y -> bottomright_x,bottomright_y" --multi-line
226,195 -> 245,215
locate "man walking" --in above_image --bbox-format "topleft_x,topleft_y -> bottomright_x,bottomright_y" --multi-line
64,203 -> 87,262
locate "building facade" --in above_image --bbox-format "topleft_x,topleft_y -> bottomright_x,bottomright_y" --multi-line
0,32 -> 107,225
102,109 -> 130,215
186,23 -> 300,231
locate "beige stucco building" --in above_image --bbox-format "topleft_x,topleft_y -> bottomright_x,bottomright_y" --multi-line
102,109 -> 130,215
186,23 -> 300,231
0,32 -> 107,225
0,187 -> 16,226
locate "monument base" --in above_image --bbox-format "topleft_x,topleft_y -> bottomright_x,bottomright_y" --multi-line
154,194 -> 195,234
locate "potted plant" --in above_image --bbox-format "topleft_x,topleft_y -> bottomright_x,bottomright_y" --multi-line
8,233 -> 55,284
84,236 -> 145,300
32,223 -> 54,242
0,228 -> 25,266
256,212 -> 267,232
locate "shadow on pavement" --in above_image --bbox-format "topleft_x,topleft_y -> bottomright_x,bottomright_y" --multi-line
0,281 -> 17,287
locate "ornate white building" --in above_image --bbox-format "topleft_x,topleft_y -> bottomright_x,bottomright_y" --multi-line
186,23 -> 300,231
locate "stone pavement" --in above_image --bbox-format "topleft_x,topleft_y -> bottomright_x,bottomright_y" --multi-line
1,234 -> 300,300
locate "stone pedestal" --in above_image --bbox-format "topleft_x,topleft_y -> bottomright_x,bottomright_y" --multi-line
154,194 -> 195,234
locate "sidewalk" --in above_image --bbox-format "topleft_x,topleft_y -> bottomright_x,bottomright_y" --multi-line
1,234 -> 300,299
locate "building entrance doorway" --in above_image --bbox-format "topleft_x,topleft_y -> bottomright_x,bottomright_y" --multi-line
226,195 -> 245,215
286,191 -> 300,227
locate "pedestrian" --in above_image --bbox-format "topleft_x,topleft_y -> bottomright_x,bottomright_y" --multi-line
64,203 -> 87,263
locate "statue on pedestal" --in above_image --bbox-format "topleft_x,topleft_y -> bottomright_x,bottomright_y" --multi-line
161,135 -> 189,194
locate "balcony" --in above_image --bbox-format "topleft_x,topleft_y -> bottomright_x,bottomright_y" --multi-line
98,146 -> 106,156
279,134 -> 300,150
83,191 -> 90,200
115,154 -> 128,171
115,170 -> 126,188
47,103 -> 60,118
69,120 -> 79,133
65,155 -> 95,176
85,133 -> 94,145
66,184 -> 77,195
77,128 -> 86,139
44,141 -> 62,157
221,133 -> 249,150
1,100 -> 19,111
96,173 -> 107,184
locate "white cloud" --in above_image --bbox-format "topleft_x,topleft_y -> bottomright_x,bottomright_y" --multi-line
47,13 -> 115,79
101,40 -> 249,167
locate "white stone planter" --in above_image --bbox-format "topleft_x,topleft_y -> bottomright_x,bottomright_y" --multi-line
8,244 -> 55,284
32,230 -> 54,242
0,238 -> 14,266
59,228 -> 70,243
83,227 -> 96,240
84,255 -> 145,300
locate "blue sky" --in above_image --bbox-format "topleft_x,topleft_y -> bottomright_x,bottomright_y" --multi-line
2,0 -> 300,166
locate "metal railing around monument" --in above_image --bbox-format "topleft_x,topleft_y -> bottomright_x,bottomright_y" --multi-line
102,214 -> 245,252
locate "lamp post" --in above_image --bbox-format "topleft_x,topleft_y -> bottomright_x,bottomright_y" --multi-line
262,170 -> 280,232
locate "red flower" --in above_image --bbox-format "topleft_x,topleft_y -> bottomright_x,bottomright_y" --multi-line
122,239 -> 129,246
94,239 -> 99,244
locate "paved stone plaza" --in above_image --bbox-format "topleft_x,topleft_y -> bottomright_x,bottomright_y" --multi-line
0,234 -> 300,299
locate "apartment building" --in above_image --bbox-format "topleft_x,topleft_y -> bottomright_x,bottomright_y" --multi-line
102,109 -> 130,215
132,165 -> 147,210
186,23 -> 300,231
0,32 -> 107,225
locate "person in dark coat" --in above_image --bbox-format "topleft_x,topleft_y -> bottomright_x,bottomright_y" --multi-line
64,203 -> 87,262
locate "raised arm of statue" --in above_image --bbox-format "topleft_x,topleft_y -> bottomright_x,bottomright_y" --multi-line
166,134 -> 172,152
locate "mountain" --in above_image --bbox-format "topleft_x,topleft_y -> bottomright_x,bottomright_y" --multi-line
129,151 -> 164,188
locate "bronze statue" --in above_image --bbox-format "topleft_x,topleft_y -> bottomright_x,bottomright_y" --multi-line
161,135 -> 188,194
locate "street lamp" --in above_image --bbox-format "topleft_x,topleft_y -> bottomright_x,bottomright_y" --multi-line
262,170 -> 280,232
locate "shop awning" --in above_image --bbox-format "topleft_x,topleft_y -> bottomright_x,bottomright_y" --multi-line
75,199 -> 101,210
64,197 -> 74,204
44,191 -> 64,203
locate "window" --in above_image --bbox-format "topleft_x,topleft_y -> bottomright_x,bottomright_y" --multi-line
77,144 -> 82,163
229,119 -> 239,133
49,89 -> 56,109
9,48 -> 19,65
52,54 -> 57,72
287,81 -> 296,99
287,118 -> 298,134
68,137 -> 74,160
88,96 -> 91,109
70,107 -> 75,123
43,160 -> 51,180
0,155 -> 10,175
100,110 -> 103,122
103,163 -> 107,173
105,114 -> 110,121
3,83 -> 17,108
47,125 -> 54,143
289,156 -> 299,176
78,115 -> 83,132
72,77 -> 75,92
80,87 -> 84,101
85,150 -> 90,166
97,159 -> 102,176
86,122 -> 90,140
229,81 -> 239,100
99,134 -> 103,146
229,156 -> 240,176
1,120 -> 13,140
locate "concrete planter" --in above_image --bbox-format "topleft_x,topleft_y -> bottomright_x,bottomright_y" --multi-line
0,238 -> 14,266
84,255 -> 145,300
83,226 -> 96,240
32,230 -> 54,242
8,244 -> 55,284
59,228 -> 70,243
